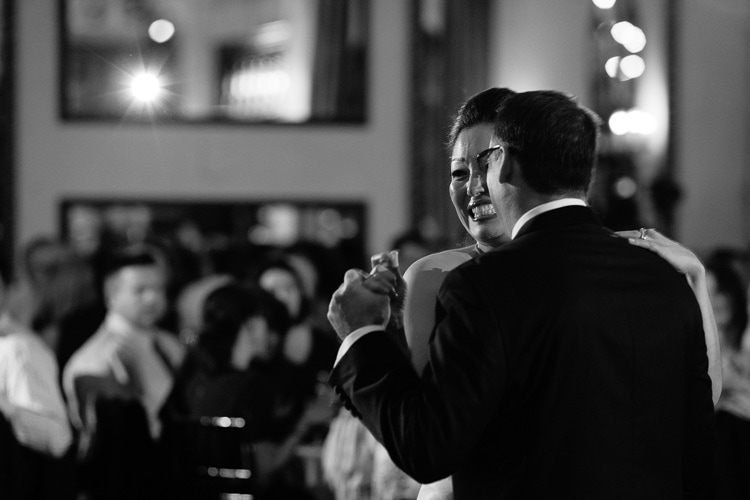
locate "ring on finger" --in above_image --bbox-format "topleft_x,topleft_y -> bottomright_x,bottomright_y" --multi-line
639,227 -> 648,240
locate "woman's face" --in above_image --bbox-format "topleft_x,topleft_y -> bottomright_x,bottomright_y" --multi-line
232,316 -> 280,369
449,124 -> 507,250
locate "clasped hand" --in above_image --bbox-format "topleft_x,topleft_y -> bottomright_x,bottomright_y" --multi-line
327,265 -> 404,342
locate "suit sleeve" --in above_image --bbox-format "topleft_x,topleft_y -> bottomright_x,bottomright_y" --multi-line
328,269 -> 508,483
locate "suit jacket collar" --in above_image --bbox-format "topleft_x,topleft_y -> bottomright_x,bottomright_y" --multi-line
514,205 -> 601,239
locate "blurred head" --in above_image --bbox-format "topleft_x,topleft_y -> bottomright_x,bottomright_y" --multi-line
103,247 -> 167,329
448,88 -> 515,250
15,236 -> 98,330
256,257 -> 309,324
486,91 -> 600,232
198,283 -> 290,371
175,274 -> 236,345
705,255 -> 749,351
390,229 -> 431,272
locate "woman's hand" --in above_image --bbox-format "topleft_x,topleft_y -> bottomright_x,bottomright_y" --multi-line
616,228 -> 705,286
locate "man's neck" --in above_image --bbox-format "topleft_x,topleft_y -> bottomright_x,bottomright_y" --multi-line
510,196 -> 588,239
517,191 -> 585,216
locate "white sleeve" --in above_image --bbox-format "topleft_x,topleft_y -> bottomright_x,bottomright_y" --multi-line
333,325 -> 384,367
1,336 -> 73,457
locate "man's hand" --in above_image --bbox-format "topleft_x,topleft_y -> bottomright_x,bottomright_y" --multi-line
327,268 -> 396,341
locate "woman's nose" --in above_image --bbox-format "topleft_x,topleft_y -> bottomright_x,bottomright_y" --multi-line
467,172 -> 485,196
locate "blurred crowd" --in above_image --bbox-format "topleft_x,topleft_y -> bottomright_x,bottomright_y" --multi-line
3,219 -> 750,500
0,223 -> 439,500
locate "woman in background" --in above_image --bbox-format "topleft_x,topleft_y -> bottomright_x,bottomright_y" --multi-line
161,282 -> 322,499
255,254 -> 339,398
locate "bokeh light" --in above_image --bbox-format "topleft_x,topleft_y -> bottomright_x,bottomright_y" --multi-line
610,21 -> 646,53
592,0 -> 617,9
148,19 -> 175,44
620,54 -> 645,79
605,56 -> 620,78
609,109 -> 657,136
614,176 -> 638,198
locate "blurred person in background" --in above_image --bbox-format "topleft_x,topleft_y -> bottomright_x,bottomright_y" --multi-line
255,253 -> 338,393
16,236 -> 105,376
174,273 -> 236,346
702,251 -> 750,499
0,259 -> 75,499
286,240 -> 348,339
62,246 -> 186,455
161,281 -> 330,499
0,262 -> 73,456
388,228 -> 433,274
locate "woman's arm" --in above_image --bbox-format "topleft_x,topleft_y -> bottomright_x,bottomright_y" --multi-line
403,251 -> 473,373
617,229 -> 722,404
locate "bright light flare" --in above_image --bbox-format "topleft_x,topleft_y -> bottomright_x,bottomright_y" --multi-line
148,19 -> 175,44
130,73 -> 163,102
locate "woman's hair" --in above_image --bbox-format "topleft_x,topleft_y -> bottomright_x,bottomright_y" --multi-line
706,252 -> 749,350
447,87 -> 516,149
197,283 -> 290,371
252,252 -> 311,324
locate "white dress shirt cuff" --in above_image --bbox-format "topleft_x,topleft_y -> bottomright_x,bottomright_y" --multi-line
334,325 -> 383,367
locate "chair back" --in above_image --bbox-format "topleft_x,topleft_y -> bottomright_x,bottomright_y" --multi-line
160,413 -> 255,500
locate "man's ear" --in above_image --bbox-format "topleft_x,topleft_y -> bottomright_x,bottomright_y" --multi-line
498,146 -> 515,184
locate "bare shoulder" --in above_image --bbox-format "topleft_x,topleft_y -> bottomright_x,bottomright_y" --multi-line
403,246 -> 476,313
404,245 -> 476,282
403,246 -> 476,370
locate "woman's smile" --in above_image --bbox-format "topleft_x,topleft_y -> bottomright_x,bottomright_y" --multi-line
469,200 -> 497,221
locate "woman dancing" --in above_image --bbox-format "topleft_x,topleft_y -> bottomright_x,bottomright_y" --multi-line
399,87 -> 721,499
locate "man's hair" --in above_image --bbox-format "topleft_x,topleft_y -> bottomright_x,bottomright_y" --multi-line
447,87 -> 517,149
493,90 -> 601,195
102,246 -> 160,280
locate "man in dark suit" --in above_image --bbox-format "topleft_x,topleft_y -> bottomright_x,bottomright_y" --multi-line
327,90 -> 716,499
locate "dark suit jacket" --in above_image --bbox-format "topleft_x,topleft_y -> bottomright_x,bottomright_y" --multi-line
329,206 -> 715,499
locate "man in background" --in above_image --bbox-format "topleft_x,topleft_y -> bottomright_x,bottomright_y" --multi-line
63,246 -> 185,454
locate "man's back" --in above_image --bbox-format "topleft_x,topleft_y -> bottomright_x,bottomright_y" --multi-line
443,207 -> 715,498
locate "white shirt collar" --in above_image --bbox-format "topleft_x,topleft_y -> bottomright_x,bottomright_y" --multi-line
511,198 -> 587,239
105,311 -> 157,338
